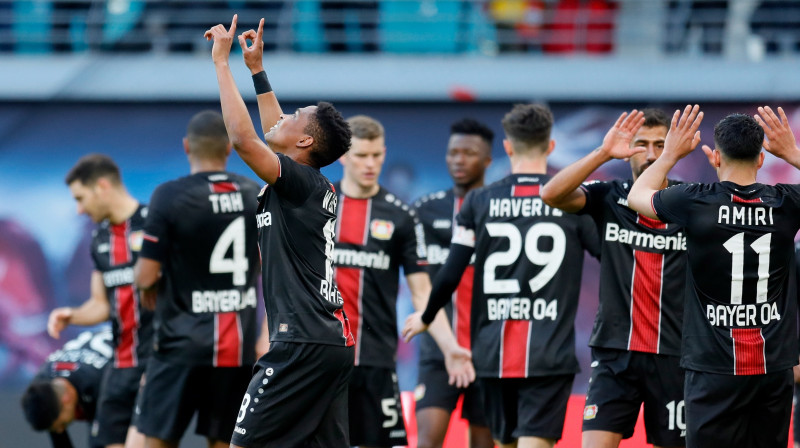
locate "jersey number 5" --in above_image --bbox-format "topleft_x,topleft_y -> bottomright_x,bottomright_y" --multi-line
210,216 -> 249,286
483,222 -> 566,294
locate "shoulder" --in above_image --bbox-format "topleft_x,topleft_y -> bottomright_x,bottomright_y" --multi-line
378,188 -> 415,219
412,189 -> 451,211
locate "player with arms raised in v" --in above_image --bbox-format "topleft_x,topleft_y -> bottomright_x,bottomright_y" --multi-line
205,16 -> 355,447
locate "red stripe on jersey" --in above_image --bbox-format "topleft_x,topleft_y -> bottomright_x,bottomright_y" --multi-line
731,328 -> 766,375
337,196 -> 370,245
732,195 -> 762,204
337,267 -> 363,364
52,362 -> 78,372
210,181 -> 239,193
214,312 -> 242,367
512,185 -> 540,197
111,222 -> 138,368
333,309 -> 355,347
453,265 -> 474,349
500,320 -> 530,378
637,214 -> 666,230
628,250 -> 664,353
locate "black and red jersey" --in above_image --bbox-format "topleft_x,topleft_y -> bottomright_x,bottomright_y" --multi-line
256,154 -> 354,348
455,174 -> 598,378
653,181 -> 800,375
35,329 -> 113,424
91,204 -> 152,368
413,189 -> 473,364
579,179 -> 687,356
140,171 -> 260,367
333,183 -> 427,368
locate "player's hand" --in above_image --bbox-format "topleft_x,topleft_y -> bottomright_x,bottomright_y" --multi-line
756,106 -> 800,161
600,110 -> 646,160
401,311 -> 428,342
662,104 -> 703,161
239,18 -> 265,75
47,307 -> 73,339
443,345 -> 476,388
204,15 -> 238,65
140,288 -> 157,311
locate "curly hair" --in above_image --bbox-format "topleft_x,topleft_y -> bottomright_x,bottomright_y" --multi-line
450,118 -> 494,146
305,102 -> 352,168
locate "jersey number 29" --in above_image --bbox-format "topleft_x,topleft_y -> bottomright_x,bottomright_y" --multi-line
483,222 -> 566,294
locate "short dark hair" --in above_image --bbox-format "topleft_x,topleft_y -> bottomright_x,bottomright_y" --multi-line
187,110 -> 230,160
450,118 -> 494,146
64,154 -> 121,186
347,115 -> 384,140
21,380 -> 60,431
714,113 -> 764,161
641,108 -> 670,129
501,104 -> 553,153
305,102 -> 352,168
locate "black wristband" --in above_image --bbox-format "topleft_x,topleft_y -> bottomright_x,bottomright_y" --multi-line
252,71 -> 272,95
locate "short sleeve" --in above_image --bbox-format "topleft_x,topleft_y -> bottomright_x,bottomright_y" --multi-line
452,190 -> 478,248
398,210 -> 427,275
140,183 -> 173,262
651,183 -> 695,226
577,214 -> 601,259
578,180 -> 612,218
271,153 -> 320,205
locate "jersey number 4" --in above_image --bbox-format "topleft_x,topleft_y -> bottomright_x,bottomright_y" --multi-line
483,222 -> 566,294
723,232 -> 771,305
210,217 -> 249,286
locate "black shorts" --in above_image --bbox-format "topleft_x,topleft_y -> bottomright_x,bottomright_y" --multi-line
685,369 -> 792,448
137,356 -> 252,443
231,342 -> 354,448
415,360 -> 487,426
582,348 -> 685,447
481,375 -> 573,444
349,365 -> 407,446
91,365 -> 145,446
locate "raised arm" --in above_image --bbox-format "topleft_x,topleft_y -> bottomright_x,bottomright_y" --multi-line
238,18 -> 283,137
205,15 -> 280,184
47,271 -> 110,339
629,105 -> 703,219
406,271 -> 475,388
755,106 -> 800,170
541,110 -> 645,212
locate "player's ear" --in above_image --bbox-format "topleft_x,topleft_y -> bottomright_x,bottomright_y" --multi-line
503,139 -> 513,157
225,142 -> 233,157
713,148 -> 721,168
757,151 -> 765,169
297,135 -> 313,149
182,137 -> 190,155
546,139 -> 556,156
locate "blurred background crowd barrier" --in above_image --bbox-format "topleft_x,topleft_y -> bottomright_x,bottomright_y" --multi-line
0,0 -> 799,57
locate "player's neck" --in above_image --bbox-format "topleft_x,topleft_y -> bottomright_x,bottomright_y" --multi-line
107,191 -> 140,225
340,177 -> 379,199
509,157 -> 547,175
716,164 -> 758,186
189,158 -> 226,174
453,178 -> 484,198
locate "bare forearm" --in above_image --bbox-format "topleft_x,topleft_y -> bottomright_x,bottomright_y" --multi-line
69,297 -> 110,326
215,62 -> 278,183
410,288 -> 459,353
256,92 -> 283,138
628,156 -> 676,218
541,148 -> 610,212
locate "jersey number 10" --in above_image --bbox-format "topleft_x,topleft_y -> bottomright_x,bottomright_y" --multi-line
483,222 -> 566,295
